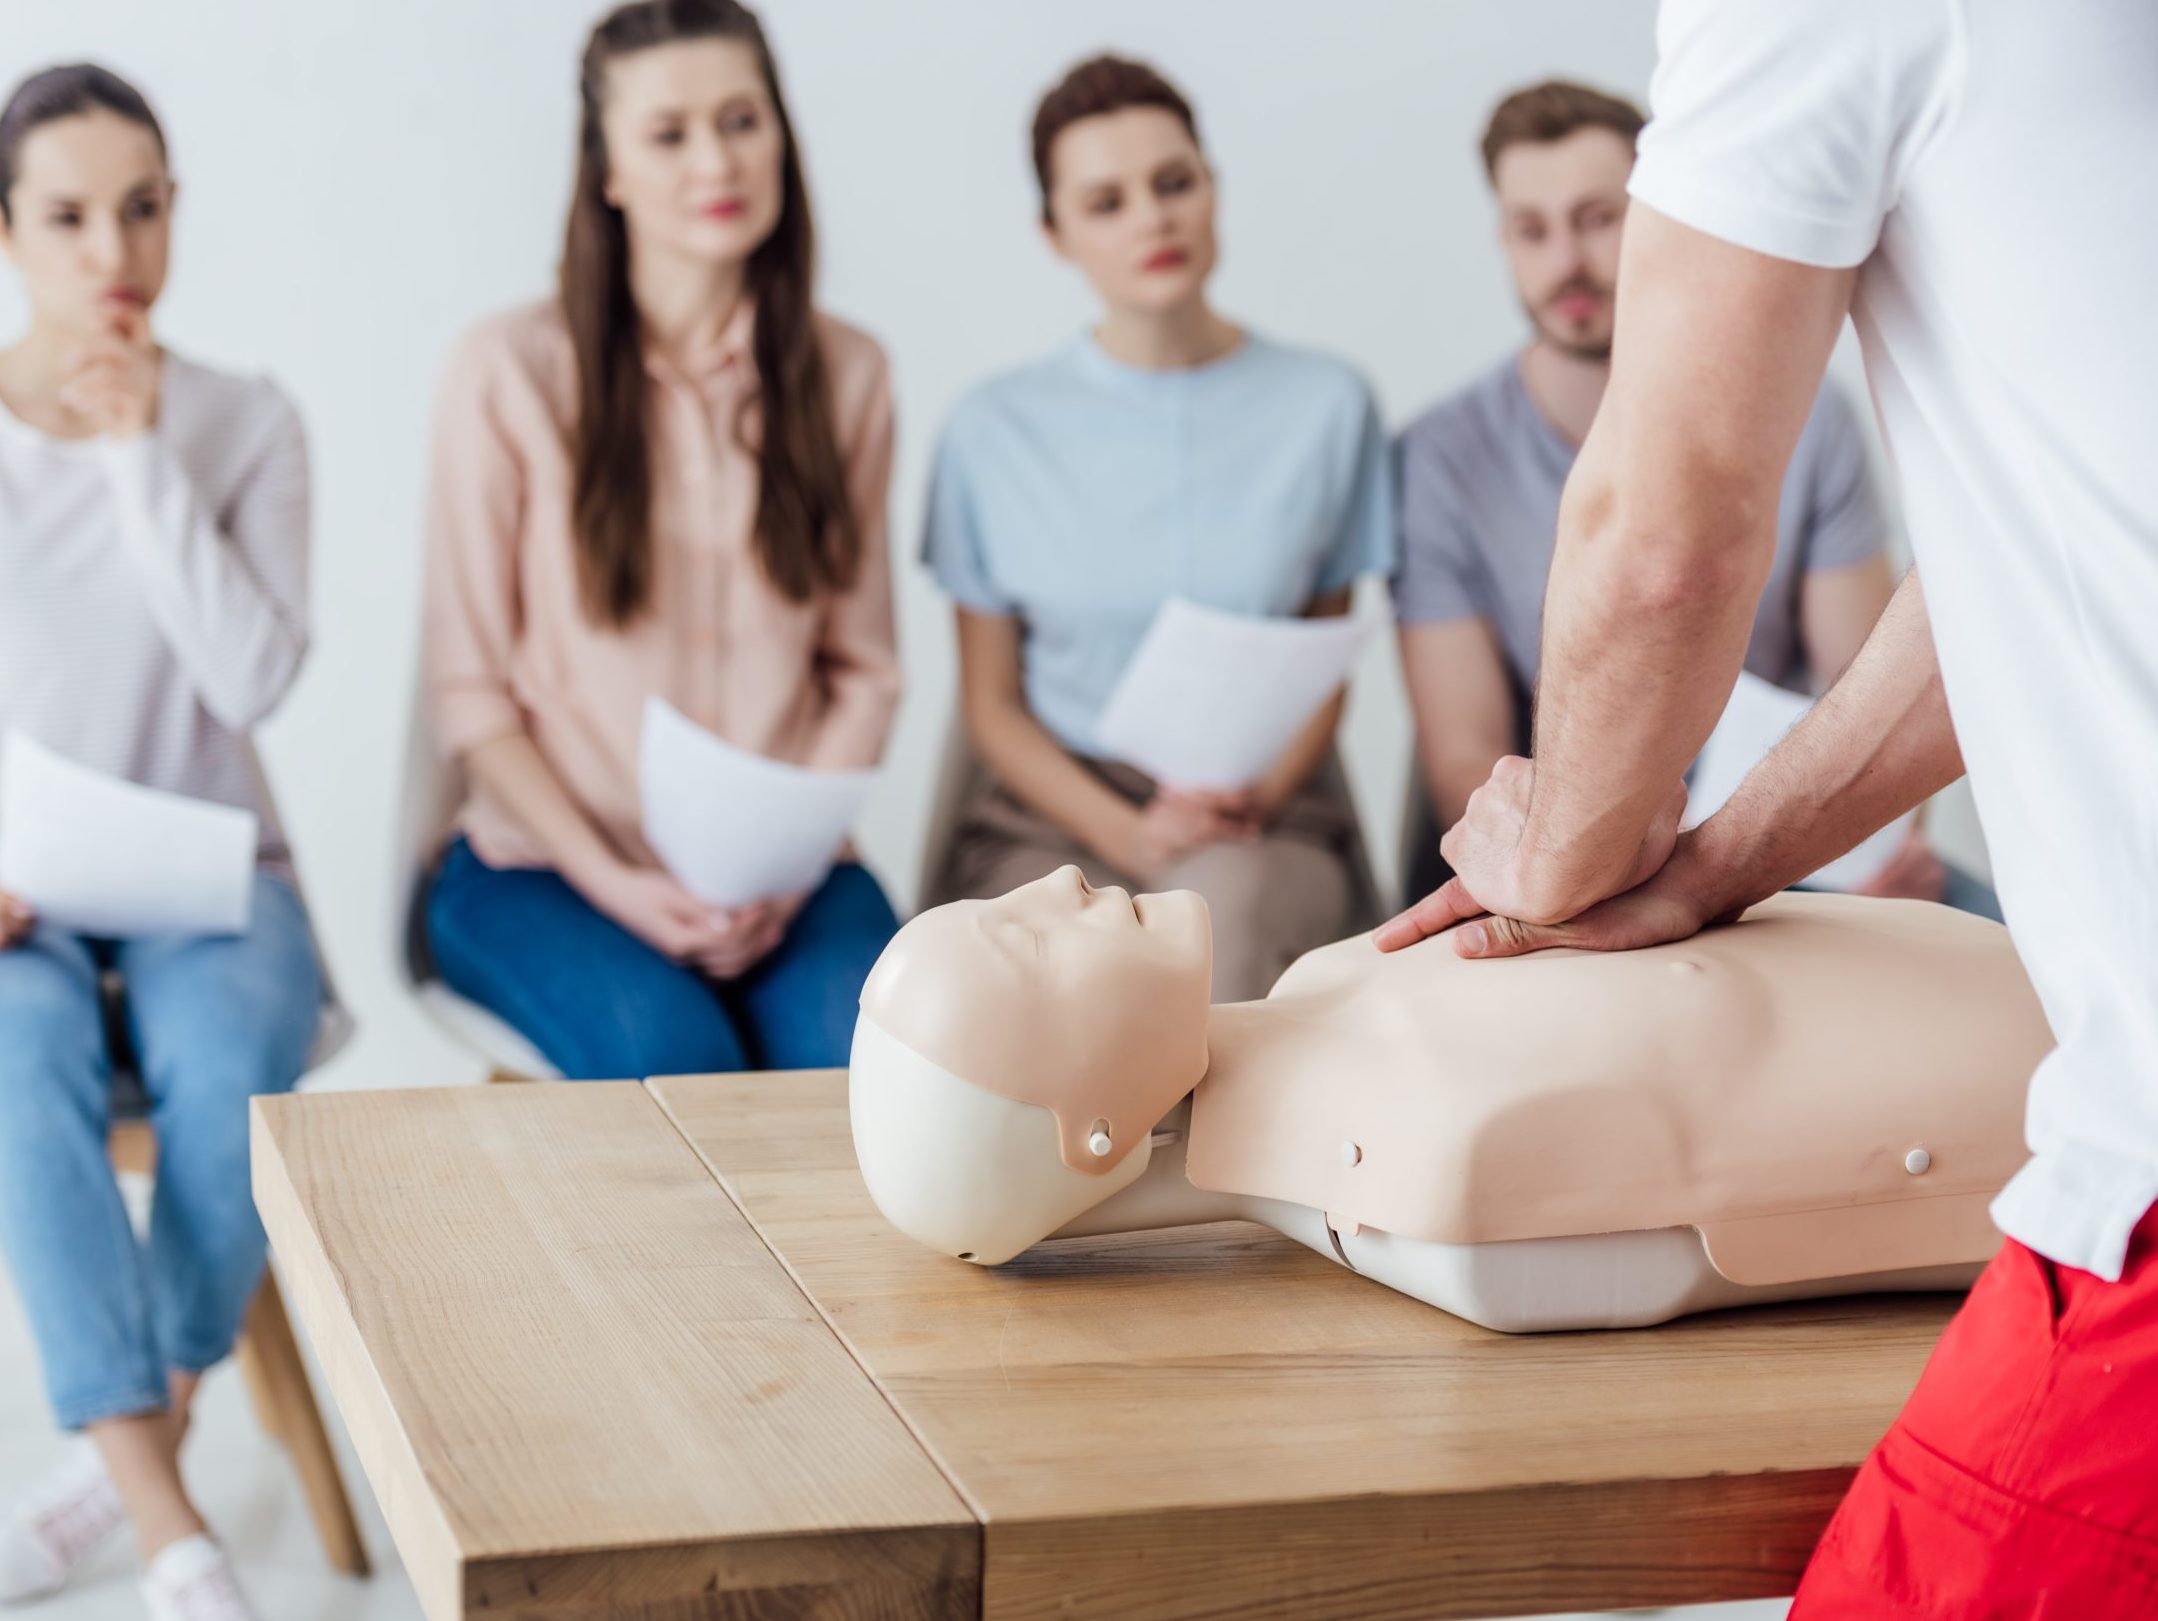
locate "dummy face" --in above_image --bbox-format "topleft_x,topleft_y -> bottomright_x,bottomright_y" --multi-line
599,39 -> 784,278
1492,127 -> 1631,360
852,867 -> 1213,1264
0,110 -> 172,341
859,865 -> 1212,1147
1042,107 -> 1218,319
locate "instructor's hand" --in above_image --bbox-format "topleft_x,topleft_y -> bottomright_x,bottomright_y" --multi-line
1375,757 -> 1687,950
1378,833 -> 1744,959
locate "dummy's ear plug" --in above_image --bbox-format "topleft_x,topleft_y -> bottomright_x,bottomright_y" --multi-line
1904,1146 -> 1932,1175
1087,1121 -> 1113,1158
1341,1141 -> 1362,1167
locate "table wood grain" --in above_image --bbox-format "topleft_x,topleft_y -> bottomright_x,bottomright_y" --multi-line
252,1082 -> 978,1620
652,1069 -> 1956,1621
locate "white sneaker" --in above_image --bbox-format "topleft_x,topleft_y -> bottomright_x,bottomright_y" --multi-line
0,1444 -> 127,1604
139,1536 -> 257,1621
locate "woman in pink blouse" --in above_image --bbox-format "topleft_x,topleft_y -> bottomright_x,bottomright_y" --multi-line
422,0 -> 900,1080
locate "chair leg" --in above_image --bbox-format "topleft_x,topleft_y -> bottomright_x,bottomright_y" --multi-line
232,1328 -> 287,1442
236,1275 -> 371,1577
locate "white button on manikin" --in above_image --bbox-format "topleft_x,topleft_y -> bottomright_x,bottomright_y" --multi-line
1341,1141 -> 1362,1167
1904,1147 -> 1932,1175
1087,1129 -> 1113,1158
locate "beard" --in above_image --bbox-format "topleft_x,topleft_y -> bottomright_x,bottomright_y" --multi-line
1524,276 -> 1615,361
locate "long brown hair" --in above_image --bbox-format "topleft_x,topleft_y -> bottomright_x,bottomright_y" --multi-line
561,0 -> 858,627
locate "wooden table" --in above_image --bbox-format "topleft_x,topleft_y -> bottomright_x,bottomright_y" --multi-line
254,1072 -> 1957,1620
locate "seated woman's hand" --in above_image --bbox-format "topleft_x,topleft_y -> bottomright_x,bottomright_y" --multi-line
689,891 -> 808,982
0,890 -> 33,950
1118,789 -> 1255,881
1156,785 -> 1265,839
585,860 -> 733,963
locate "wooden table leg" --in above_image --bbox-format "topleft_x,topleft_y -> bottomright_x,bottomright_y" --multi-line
236,1274 -> 372,1578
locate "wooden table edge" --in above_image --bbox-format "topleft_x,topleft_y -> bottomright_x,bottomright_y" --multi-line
458,1523 -> 984,1615
976,1465 -> 1853,1619
255,1086 -> 986,1621
253,1094 -> 470,1621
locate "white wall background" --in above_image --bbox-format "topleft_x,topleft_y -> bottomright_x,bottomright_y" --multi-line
1,0 -> 1969,1095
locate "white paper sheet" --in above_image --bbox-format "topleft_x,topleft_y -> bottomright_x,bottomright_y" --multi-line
1685,671 -> 1913,892
0,732 -> 257,936
1092,598 -> 1373,790
638,697 -> 876,908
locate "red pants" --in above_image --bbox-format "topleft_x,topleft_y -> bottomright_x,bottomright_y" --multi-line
1791,1206 -> 2158,1618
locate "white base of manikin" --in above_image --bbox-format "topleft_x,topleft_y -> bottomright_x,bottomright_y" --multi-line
1325,1220 -> 1981,1333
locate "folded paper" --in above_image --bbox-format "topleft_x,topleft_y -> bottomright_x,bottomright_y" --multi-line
638,696 -> 875,908
1093,598 -> 1372,789
0,731 -> 256,937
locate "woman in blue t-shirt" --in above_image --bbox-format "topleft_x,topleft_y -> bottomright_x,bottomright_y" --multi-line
922,54 -> 1392,1001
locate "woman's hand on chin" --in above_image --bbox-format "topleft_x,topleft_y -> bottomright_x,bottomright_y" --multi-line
0,890 -> 34,950
58,307 -> 162,440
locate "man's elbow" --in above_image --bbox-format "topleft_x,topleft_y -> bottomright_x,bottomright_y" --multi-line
1583,494 -> 1770,620
1618,548 -> 1763,622
1566,447 -> 1775,611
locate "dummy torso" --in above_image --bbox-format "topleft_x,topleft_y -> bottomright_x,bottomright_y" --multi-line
1187,892 -> 2046,1286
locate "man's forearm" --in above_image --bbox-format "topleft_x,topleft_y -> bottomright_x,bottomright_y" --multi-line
1518,427 -> 1775,918
1490,207 -> 1860,925
1682,570 -> 1963,917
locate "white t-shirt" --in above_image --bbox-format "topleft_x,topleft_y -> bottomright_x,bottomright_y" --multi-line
0,351 -> 309,868
1630,0 -> 2158,1280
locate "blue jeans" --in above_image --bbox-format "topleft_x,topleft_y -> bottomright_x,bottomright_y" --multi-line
425,838 -> 900,1079
0,872 -> 323,1431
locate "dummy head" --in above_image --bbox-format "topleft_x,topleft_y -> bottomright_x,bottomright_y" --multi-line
850,866 -> 1212,1265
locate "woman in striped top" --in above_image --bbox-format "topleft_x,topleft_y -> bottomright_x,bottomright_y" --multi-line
0,66 -> 321,1621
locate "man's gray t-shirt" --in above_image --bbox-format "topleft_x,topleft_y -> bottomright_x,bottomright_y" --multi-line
1393,357 -> 1887,743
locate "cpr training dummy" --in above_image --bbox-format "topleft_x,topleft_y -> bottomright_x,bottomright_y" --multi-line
848,866 -> 2052,1331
